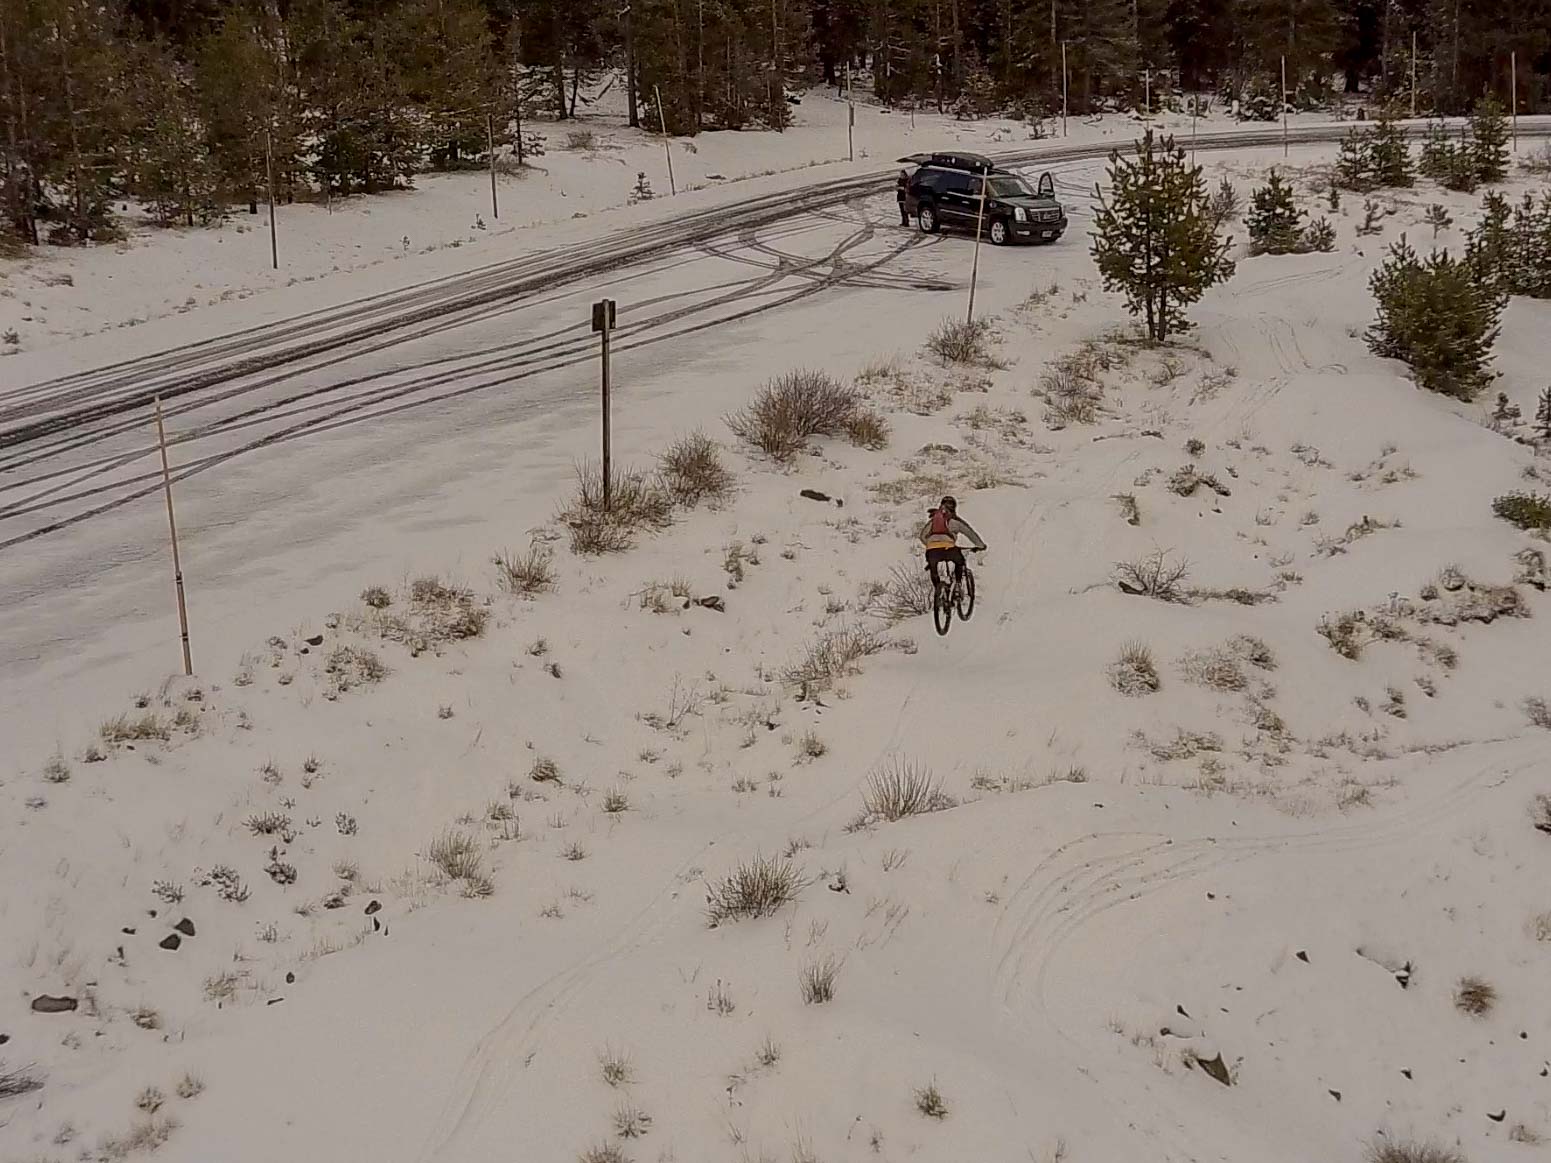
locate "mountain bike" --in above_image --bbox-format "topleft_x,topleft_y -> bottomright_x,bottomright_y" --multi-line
931,549 -> 981,636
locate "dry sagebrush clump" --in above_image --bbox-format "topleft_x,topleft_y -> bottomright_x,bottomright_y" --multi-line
725,370 -> 869,462
493,546 -> 556,596
1108,640 -> 1161,695
1113,549 -> 1191,601
861,563 -> 935,623
852,757 -> 956,827
925,317 -> 1000,367
558,461 -> 673,555
705,855 -> 805,925
784,624 -> 898,691
1364,1136 -> 1465,1163
658,431 -> 736,506
1454,975 -> 1497,1017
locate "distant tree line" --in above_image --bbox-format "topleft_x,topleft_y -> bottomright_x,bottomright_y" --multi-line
2,0 -> 1549,245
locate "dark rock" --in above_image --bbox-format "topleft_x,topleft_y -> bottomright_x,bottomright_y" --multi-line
121,927 -> 136,935
285,972 -> 295,984
373,917 -> 382,932
1176,1005 -> 1191,1018
30,995 -> 78,1014
799,489 -> 831,503
159,933 -> 182,951
174,918 -> 196,937
305,634 -> 324,647
696,596 -> 726,613
364,900 -> 382,916
1193,1052 -> 1232,1086
1328,1090 -> 1341,1102
0,1033 -> 8,1045
267,997 -> 284,1005
1296,950 -> 1309,963
1401,1069 -> 1412,1079
1488,1111 -> 1506,1123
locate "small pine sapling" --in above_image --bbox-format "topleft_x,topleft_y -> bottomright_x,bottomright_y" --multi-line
1425,204 -> 1453,238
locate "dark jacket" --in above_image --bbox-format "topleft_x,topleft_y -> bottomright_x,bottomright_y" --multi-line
896,170 -> 910,202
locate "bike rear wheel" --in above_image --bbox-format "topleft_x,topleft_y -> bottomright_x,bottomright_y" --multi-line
933,580 -> 953,635
957,567 -> 976,621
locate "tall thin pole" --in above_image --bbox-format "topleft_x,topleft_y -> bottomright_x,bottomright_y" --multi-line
623,3 -> 638,128
1281,55 -> 1289,157
1411,31 -> 1417,118
265,126 -> 278,271
1061,42 -> 1068,136
1512,50 -> 1519,152
600,317 -> 612,512
966,169 -> 987,325
655,86 -> 676,194
154,397 -> 193,677
846,61 -> 854,161
486,112 -> 499,219
1143,68 -> 1151,119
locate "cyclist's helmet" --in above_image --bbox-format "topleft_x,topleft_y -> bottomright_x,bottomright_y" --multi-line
940,495 -> 958,514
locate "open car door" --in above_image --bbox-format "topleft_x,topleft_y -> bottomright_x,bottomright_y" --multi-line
1037,172 -> 1055,197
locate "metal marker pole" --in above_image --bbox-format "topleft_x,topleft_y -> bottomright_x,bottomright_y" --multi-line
966,169 -> 988,325
487,112 -> 499,218
1512,51 -> 1519,152
1411,32 -> 1417,119
265,127 -> 278,271
655,85 -> 676,194
154,397 -> 193,676
847,61 -> 854,161
594,301 -> 614,512
1061,42 -> 1068,137
1281,56 -> 1289,157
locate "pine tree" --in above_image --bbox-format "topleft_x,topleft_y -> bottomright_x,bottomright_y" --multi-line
1367,234 -> 1503,401
1470,95 -> 1509,184
1535,387 -> 1551,442
1371,115 -> 1413,188
1419,118 -> 1452,179
195,11 -> 297,213
1090,129 -> 1236,343
126,39 -> 219,227
1247,168 -> 1304,255
1335,127 -> 1376,191
388,0 -> 496,169
1464,191 -> 1513,294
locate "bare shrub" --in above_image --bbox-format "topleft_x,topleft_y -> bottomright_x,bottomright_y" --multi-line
559,461 -> 673,554
797,731 -> 827,759
1108,640 -> 1161,696
244,811 -> 293,838
175,1073 -> 204,1099
844,408 -> 892,450
100,713 -> 171,744
862,563 -> 935,622
856,757 -> 956,826
1113,550 -> 1190,601
0,1061 -> 43,1098
100,1116 -> 180,1158
784,624 -> 892,690
578,1144 -> 631,1163
705,855 -> 806,925
1530,793 -> 1551,835
599,1046 -> 633,1087
725,370 -> 863,462
530,755 -> 561,783
612,1104 -> 653,1139
1525,697 -> 1551,729
494,546 -> 556,596
800,954 -> 843,1004
1454,975 -> 1497,1017
361,585 -> 392,609
914,1080 -> 949,1119
1112,492 -> 1141,525
565,129 -> 597,150
42,754 -> 70,783
1364,1136 -> 1466,1163
926,317 -> 999,367
602,788 -> 630,815
425,830 -> 487,886
325,646 -> 388,689
1530,912 -> 1551,942
659,431 -> 735,506
1179,647 -> 1247,692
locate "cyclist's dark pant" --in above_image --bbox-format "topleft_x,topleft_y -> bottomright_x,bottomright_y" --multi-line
925,547 -> 965,588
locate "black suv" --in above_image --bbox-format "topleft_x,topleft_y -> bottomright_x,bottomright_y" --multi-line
900,152 -> 1066,246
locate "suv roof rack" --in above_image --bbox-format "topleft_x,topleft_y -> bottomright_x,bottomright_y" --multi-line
926,151 -> 995,174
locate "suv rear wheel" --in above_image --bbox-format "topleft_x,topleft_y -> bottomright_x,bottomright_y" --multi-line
917,204 -> 940,234
989,218 -> 1011,246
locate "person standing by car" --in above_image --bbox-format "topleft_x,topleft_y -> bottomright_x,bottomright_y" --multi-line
896,168 -> 911,226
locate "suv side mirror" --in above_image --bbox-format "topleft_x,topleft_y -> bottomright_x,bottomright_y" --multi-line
1037,172 -> 1055,198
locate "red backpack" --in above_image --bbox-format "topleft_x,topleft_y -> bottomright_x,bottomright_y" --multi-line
929,509 -> 953,536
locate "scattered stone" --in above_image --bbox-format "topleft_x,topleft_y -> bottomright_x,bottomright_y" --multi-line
799,488 -> 832,503
267,636 -> 288,650
1401,1068 -> 1412,1079
0,1034 -> 10,1045
1328,1090 -> 1341,1102
305,634 -> 324,647
1296,950 -> 1309,963
174,918 -> 196,937
267,997 -> 284,1006
159,933 -> 182,951
1488,1110 -> 1506,1123
364,900 -> 382,916
30,995 -> 78,1014
121,927 -> 136,935
285,972 -> 295,984
696,596 -> 726,613
1192,1051 -> 1232,1087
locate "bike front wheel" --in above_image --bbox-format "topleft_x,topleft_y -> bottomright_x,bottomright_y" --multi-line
957,567 -> 976,621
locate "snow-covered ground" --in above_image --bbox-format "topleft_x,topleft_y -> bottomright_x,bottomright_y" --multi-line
4,130 -> 1551,1163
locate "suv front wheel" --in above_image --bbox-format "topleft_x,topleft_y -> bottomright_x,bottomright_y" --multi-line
917,204 -> 940,234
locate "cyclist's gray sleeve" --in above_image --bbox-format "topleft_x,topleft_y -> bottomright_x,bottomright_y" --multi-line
952,518 -> 987,549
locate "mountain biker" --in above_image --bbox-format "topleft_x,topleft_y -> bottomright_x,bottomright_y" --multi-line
919,495 -> 986,591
